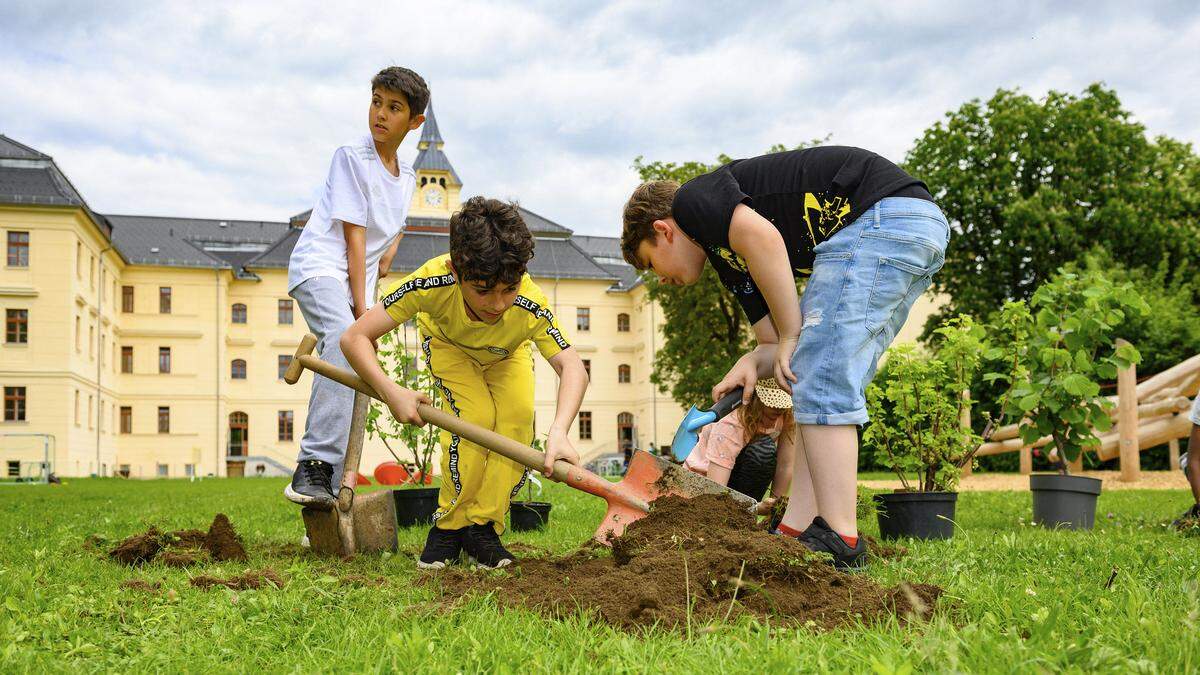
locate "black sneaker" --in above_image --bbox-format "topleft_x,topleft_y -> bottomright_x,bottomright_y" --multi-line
798,516 -> 867,570
463,523 -> 515,569
418,526 -> 466,570
283,460 -> 335,507
1172,503 -> 1200,530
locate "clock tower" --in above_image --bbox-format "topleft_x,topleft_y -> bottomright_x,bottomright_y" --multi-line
409,100 -> 462,223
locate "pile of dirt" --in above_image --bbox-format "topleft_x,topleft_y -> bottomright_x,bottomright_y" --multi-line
190,568 -> 285,590
120,579 -> 162,593
108,514 -> 248,566
428,493 -> 940,632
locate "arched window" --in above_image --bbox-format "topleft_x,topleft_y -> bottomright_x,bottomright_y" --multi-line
617,412 -> 635,451
617,364 -> 631,383
231,359 -> 247,379
228,412 -> 248,456
617,313 -> 630,332
231,303 -> 247,324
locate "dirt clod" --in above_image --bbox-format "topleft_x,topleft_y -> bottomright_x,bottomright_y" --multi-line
190,568 -> 285,590
106,513 -> 248,566
120,579 -> 162,593
428,493 -> 941,632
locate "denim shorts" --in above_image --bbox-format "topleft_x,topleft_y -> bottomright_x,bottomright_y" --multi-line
791,197 -> 950,425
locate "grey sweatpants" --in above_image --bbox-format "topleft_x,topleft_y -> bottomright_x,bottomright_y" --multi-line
290,276 -> 356,479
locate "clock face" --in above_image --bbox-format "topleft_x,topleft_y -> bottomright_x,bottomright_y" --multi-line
423,186 -> 444,207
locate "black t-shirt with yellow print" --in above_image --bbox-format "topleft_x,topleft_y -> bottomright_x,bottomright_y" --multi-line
671,146 -> 932,324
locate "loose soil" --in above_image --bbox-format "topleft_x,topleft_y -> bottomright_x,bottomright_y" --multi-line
108,514 -> 248,566
120,579 -> 162,593
428,493 -> 940,632
190,568 -> 285,590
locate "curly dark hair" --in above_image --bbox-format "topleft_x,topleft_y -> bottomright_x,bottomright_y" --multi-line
449,197 -> 534,286
371,66 -> 429,116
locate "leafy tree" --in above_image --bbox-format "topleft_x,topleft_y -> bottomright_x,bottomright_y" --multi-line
633,138 -> 828,405
904,83 -> 1200,336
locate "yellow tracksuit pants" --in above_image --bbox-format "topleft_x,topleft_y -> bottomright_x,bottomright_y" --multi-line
422,336 -> 534,533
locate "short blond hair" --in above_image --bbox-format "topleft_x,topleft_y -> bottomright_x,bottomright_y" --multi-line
620,180 -> 679,269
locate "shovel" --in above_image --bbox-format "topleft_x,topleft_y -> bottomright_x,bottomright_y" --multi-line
284,334 -> 758,543
670,388 -> 744,462
286,366 -> 398,558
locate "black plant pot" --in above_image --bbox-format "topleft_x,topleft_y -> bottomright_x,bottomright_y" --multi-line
873,491 -> 958,540
1030,474 -> 1102,530
510,501 -> 552,531
393,487 -> 439,528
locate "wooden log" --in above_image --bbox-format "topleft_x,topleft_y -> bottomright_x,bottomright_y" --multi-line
1116,339 -> 1140,482
1169,438 -> 1182,471
1144,385 -> 1183,404
1135,353 -> 1200,400
1019,445 -> 1032,474
1097,414 -> 1193,461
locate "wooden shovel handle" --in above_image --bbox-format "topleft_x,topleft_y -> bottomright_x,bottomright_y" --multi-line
292,349 -> 586,484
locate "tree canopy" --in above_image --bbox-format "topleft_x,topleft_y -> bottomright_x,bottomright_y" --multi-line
903,83 -> 1200,335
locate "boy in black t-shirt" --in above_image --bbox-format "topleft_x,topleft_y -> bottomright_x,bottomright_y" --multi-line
621,146 -> 950,569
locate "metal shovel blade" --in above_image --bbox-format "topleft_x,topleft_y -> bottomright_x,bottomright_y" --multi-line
593,450 -> 757,543
302,489 -> 398,557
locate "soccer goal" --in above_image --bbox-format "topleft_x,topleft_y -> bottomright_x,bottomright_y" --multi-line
0,434 -> 54,485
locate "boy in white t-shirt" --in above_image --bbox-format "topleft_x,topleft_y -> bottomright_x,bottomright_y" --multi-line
284,66 -> 428,506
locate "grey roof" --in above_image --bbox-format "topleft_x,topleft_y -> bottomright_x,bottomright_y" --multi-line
413,145 -> 461,184
0,134 -> 114,240
599,262 -> 644,291
106,214 -> 289,268
0,135 -> 50,160
419,101 -> 443,145
246,227 -> 300,269
518,206 -> 572,236
573,235 -> 622,260
573,235 -> 643,291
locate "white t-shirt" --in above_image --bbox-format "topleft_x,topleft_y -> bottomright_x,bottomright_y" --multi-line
288,136 -> 416,308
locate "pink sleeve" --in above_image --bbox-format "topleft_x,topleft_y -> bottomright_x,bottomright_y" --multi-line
701,415 -> 745,470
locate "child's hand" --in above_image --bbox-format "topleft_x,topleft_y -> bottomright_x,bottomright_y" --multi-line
774,336 -> 799,393
542,427 -> 579,477
384,384 -> 431,426
712,350 -> 768,405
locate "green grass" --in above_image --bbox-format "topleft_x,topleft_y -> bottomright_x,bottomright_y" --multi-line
2,478 -> 1198,673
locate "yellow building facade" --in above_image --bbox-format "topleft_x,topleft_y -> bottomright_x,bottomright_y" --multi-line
0,123 -> 939,480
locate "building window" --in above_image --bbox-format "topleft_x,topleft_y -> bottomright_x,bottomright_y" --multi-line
158,347 -> 171,374
159,287 -> 171,314
231,359 -> 247,379
157,406 -> 170,434
278,299 -> 293,325
74,390 -> 80,425
121,346 -> 133,373
122,286 -> 134,313
3,386 -> 25,422
6,461 -> 18,477
156,463 -> 168,478
576,307 -> 590,332
618,364 -> 631,383
231,303 -> 247,324
76,242 -> 82,276
7,231 -> 29,267
582,359 -> 591,377
89,324 -> 94,359
74,316 -> 80,351
278,354 -> 292,380
6,309 -> 28,344
120,406 -> 132,434
617,313 -> 630,332
89,255 -> 95,288
578,411 -> 592,440
88,394 -> 94,429
278,410 -> 294,441
184,464 -> 195,478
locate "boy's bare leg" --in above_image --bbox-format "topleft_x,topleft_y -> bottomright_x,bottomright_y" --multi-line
1188,425 -> 1200,503
799,424 -> 859,537
780,424 -> 817,531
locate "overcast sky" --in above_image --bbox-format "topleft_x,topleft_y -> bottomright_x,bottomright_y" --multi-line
2,1 -> 1197,236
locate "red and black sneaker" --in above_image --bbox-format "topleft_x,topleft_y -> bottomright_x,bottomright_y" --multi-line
778,516 -> 867,570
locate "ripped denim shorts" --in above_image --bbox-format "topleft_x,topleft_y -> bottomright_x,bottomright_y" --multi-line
791,197 -> 949,425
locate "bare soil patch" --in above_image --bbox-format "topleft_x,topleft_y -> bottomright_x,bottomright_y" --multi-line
427,493 -> 939,632
107,514 -> 248,566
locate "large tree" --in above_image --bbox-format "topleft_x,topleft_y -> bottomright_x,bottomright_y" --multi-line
904,83 -> 1200,336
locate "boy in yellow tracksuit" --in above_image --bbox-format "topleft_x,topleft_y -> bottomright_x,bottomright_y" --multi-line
340,196 -> 589,569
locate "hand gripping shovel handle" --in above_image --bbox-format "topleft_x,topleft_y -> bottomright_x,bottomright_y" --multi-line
284,339 -> 639,510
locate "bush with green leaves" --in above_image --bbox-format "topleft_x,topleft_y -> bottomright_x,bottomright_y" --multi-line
864,316 -> 986,492
364,328 -> 441,485
984,269 -> 1148,475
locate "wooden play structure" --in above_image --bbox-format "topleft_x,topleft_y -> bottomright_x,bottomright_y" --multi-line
969,344 -> 1199,481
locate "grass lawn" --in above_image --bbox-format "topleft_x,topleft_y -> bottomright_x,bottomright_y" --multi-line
2,477 -> 1198,672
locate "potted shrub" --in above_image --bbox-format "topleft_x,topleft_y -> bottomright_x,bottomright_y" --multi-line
986,270 -> 1147,530
864,316 -> 986,540
509,457 -> 552,532
366,330 -> 441,527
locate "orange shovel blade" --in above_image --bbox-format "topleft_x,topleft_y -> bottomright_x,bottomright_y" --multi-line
591,450 -> 757,544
